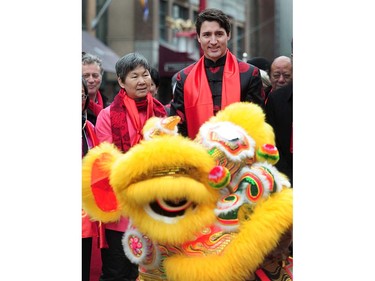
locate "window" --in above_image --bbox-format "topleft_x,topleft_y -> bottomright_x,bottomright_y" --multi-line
160,0 -> 168,41
172,3 -> 188,19
82,0 -> 87,30
237,26 -> 245,58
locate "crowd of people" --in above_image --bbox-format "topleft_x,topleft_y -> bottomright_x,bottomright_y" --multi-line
82,7 -> 293,281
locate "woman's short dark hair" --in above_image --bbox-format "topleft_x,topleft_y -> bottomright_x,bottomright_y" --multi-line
195,8 -> 231,36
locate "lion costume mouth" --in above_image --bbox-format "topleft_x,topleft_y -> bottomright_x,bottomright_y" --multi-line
149,198 -> 195,217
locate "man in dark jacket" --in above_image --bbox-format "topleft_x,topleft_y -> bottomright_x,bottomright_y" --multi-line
265,82 -> 293,186
170,8 -> 265,139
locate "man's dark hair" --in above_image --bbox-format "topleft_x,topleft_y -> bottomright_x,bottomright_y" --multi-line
195,8 -> 231,36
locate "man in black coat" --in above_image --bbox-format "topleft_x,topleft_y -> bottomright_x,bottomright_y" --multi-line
170,8 -> 264,139
265,82 -> 293,186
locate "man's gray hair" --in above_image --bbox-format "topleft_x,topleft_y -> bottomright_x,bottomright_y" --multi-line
82,52 -> 104,75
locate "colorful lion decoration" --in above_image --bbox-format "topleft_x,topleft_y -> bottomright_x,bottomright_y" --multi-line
82,102 -> 293,281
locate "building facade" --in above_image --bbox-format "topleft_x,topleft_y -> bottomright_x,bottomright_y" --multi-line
82,0 -> 292,104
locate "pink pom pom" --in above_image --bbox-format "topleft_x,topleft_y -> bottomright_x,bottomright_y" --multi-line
208,166 -> 231,189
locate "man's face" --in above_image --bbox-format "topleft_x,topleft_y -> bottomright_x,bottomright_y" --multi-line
197,21 -> 230,62
118,65 -> 151,100
82,63 -> 102,98
270,58 -> 292,90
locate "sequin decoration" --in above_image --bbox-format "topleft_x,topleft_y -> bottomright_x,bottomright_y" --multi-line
128,234 -> 144,257
209,125 -> 251,155
208,147 -> 243,177
253,165 -> 277,193
241,173 -> 264,203
123,228 -> 152,264
181,225 -> 237,256
215,194 -> 244,229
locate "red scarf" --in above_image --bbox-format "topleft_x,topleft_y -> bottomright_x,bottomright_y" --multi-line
84,121 -> 99,146
110,88 -> 166,152
184,49 -> 241,139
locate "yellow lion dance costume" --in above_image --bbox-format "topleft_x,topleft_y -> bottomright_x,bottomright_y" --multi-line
82,102 -> 293,281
